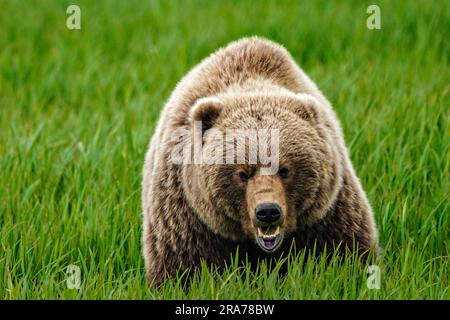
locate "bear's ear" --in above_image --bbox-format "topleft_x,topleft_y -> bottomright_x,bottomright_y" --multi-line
289,93 -> 320,123
189,97 -> 224,131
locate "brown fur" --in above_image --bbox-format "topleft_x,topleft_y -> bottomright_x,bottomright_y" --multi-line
142,37 -> 378,286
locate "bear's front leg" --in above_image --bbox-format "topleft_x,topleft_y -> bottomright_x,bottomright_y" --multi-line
143,204 -> 243,286
317,173 -> 379,257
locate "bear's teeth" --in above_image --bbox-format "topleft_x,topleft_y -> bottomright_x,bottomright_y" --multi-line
257,228 -> 264,237
257,226 -> 280,239
273,226 -> 280,236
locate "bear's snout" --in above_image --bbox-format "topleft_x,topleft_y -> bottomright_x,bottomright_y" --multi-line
255,202 -> 282,225
246,174 -> 287,252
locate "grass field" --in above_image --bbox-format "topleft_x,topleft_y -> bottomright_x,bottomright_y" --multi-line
0,0 -> 448,299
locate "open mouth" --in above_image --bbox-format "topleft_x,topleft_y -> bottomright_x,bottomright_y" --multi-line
256,226 -> 283,252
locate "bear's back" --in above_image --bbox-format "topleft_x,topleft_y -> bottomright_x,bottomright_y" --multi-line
162,37 -> 324,129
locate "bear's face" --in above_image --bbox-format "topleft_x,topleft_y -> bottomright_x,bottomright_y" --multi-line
182,93 -> 342,252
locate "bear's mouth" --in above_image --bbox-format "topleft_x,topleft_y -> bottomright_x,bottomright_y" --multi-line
256,226 -> 283,252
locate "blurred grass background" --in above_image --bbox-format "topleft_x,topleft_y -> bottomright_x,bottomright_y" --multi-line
0,0 -> 448,299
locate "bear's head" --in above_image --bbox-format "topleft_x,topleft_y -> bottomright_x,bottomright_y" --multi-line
178,91 -> 343,252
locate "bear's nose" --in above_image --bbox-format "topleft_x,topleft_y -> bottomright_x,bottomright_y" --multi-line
255,203 -> 282,224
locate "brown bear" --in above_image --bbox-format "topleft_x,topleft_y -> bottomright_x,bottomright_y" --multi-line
142,37 -> 378,286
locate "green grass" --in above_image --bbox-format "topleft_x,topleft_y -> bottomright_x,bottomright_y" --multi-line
0,0 -> 449,299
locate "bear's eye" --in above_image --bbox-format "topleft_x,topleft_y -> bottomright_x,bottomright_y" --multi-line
278,167 -> 289,179
238,170 -> 249,183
